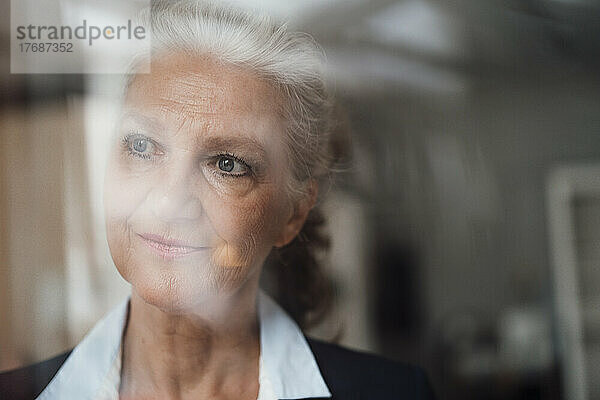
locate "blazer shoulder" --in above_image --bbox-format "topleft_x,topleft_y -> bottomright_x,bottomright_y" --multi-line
0,350 -> 72,400
305,336 -> 435,400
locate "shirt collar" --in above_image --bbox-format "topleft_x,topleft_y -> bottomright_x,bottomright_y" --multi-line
257,290 -> 331,399
37,289 -> 331,400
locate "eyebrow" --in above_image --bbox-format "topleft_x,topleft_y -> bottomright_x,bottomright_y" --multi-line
119,111 -> 165,133
201,136 -> 269,161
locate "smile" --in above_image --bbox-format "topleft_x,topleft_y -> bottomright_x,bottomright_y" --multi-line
137,233 -> 208,258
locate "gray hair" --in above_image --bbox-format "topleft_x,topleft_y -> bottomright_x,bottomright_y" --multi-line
129,0 -> 335,198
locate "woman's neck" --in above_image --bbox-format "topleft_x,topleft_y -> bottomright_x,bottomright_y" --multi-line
119,287 -> 261,400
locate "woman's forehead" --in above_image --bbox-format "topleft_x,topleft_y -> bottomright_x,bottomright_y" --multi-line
125,54 -> 281,119
122,54 -> 285,147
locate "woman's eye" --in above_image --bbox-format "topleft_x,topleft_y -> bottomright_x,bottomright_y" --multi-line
132,138 -> 149,153
124,134 -> 161,159
216,155 -> 250,176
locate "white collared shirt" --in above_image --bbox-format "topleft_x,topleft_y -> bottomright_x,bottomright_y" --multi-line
36,290 -> 332,400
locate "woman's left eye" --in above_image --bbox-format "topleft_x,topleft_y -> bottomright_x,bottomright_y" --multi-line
216,155 -> 250,176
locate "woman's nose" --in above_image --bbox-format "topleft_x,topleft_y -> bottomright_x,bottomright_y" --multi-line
149,164 -> 203,222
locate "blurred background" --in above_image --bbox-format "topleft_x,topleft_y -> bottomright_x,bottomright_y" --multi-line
2,0 -> 600,399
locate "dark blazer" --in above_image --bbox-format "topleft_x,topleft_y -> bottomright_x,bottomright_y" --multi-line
0,336 -> 436,400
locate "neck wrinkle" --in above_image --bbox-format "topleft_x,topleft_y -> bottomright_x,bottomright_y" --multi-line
119,287 -> 261,399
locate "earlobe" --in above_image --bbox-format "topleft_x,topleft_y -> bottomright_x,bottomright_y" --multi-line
274,180 -> 318,248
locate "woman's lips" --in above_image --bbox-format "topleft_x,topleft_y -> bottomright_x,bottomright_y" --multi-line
137,233 -> 208,258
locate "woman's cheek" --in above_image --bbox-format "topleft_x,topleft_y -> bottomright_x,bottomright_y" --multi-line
105,155 -> 156,219
212,241 -> 247,268
104,165 -> 154,271
206,185 -> 281,269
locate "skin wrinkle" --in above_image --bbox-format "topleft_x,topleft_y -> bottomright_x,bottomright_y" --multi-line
157,76 -> 223,114
103,53 -> 314,400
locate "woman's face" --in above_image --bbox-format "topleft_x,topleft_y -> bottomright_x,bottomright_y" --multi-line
104,54 -> 294,313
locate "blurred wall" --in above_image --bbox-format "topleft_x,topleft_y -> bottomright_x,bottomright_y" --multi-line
0,103 -> 72,368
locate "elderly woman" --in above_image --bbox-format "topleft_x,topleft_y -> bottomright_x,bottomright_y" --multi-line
0,1 -> 434,399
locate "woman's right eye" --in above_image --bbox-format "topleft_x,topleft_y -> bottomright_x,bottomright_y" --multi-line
123,133 -> 162,160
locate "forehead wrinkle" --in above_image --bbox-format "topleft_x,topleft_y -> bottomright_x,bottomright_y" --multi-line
128,55 -> 284,125
157,81 -> 222,118
129,54 -> 281,114
155,69 -> 263,117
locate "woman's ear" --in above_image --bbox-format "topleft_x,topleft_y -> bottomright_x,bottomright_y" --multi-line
274,180 -> 319,248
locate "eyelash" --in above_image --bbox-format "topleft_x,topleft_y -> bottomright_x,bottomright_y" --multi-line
121,132 -> 253,178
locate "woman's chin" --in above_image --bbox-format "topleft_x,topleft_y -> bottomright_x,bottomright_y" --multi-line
117,250 -> 259,315
129,274 -> 217,315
